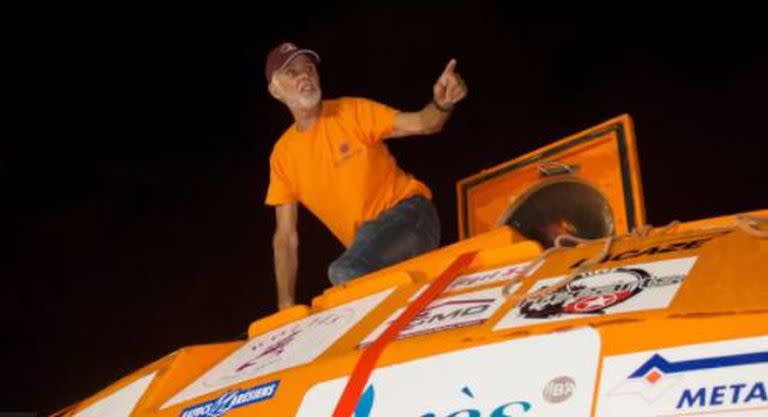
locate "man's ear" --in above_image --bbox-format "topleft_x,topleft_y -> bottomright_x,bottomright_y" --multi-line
268,80 -> 282,101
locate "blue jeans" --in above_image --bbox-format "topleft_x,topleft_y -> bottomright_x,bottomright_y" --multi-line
328,195 -> 440,285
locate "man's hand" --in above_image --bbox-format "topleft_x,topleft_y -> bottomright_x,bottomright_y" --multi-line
389,58 -> 467,138
433,59 -> 468,111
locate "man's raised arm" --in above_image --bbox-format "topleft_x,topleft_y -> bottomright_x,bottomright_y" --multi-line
389,59 -> 468,138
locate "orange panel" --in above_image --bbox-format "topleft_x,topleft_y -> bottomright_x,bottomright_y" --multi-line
457,114 -> 645,240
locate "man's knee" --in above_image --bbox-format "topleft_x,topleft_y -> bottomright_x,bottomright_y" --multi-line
328,256 -> 370,286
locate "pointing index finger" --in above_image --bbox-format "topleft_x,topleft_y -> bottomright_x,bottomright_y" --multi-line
442,59 -> 457,76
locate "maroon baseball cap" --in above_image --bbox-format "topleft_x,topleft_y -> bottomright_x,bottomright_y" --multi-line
264,42 -> 320,83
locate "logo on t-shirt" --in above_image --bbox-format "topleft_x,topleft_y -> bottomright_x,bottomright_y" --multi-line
333,140 -> 361,166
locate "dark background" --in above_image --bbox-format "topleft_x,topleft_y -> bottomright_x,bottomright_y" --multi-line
2,4 -> 766,413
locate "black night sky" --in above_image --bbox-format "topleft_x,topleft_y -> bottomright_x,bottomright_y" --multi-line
2,4 -> 767,414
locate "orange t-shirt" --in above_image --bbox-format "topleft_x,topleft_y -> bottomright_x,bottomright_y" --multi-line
265,97 -> 432,247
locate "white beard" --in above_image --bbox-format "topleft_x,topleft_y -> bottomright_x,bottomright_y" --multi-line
272,78 -> 322,111
295,88 -> 321,109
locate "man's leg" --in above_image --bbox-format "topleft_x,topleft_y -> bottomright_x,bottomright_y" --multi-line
328,195 -> 440,285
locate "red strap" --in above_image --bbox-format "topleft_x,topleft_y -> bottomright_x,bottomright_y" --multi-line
331,251 -> 478,417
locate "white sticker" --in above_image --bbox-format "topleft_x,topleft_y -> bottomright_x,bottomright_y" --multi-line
162,289 -> 394,409
360,287 -> 508,347
297,327 -> 601,417
596,335 -> 768,417
446,261 -> 535,292
494,257 -> 697,331
74,372 -> 156,417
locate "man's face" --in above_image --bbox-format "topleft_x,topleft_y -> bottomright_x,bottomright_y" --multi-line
271,54 -> 321,110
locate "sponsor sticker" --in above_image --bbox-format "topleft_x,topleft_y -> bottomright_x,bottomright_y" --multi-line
180,381 -> 279,417
360,287 -> 508,346
596,335 -> 768,417
73,372 -> 157,417
163,289 -> 394,408
494,257 -> 697,331
446,261 -> 536,292
299,328 -> 601,417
